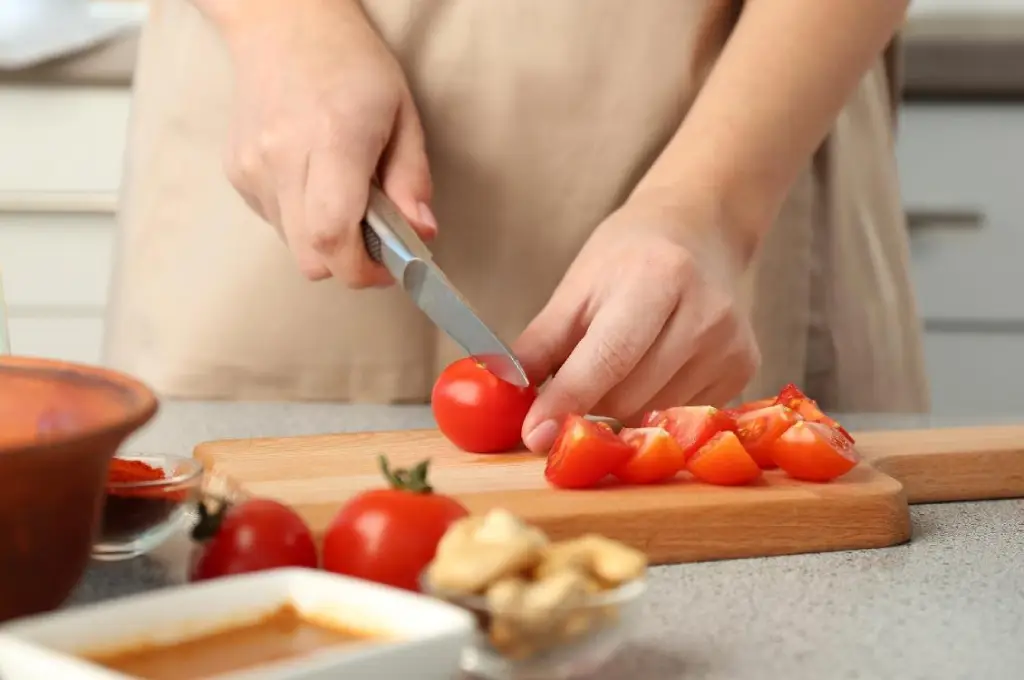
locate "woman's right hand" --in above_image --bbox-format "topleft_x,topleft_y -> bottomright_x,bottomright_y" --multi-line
213,0 -> 436,286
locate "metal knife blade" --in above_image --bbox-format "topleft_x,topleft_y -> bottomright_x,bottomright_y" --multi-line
360,186 -> 530,388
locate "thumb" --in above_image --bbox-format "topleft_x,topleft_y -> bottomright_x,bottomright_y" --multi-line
379,96 -> 437,241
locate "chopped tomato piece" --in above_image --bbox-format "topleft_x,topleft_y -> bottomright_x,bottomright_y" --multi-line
686,431 -> 763,486
641,406 -> 737,461
545,415 -> 635,490
770,421 -> 860,483
723,397 -> 777,419
614,427 -> 686,485
734,404 -> 800,469
775,383 -> 854,443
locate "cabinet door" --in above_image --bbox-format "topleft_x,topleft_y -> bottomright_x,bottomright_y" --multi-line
0,86 -> 131,194
898,104 -> 1024,322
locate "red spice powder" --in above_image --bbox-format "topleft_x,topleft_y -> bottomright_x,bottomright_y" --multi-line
102,459 -> 186,540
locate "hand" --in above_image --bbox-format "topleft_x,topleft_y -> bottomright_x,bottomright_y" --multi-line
218,0 -> 435,286
513,191 -> 761,453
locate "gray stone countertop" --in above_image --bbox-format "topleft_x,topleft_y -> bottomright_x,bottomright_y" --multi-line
69,401 -> 1024,680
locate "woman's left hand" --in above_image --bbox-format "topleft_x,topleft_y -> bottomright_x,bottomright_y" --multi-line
513,190 -> 761,453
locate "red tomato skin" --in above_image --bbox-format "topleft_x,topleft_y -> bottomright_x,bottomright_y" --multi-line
686,431 -> 763,486
322,489 -> 469,592
432,357 -> 537,453
641,406 -> 737,461
771,421 -> 860,483
545,415 -> 635,490
735,404 -> 800,469
614,427 -> 686,485
192,499 -> 318,581
775,383 -> 855,444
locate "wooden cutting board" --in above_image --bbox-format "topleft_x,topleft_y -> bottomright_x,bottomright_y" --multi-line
194,425 -> 1024,566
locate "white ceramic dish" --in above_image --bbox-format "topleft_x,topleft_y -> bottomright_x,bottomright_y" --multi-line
0,568 -> 475,680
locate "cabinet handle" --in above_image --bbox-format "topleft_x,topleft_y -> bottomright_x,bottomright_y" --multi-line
906,208 -> 985,231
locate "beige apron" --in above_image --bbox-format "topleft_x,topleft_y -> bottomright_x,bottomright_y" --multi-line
104,0 -> 930,413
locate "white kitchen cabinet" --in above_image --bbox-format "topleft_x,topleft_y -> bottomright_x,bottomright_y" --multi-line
0,83 -> 130,365
897,103 -> 1024,415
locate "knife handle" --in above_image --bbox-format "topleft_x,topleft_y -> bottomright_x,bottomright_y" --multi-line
361,219 -> 383,264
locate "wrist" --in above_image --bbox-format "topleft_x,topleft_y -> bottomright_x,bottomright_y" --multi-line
194,0 -> 367,55
630,172 -> 774,272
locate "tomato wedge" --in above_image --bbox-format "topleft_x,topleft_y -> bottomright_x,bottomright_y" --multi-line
734,404 -> 800,469
686,431 -> 762,486
724,398 -> 777,419
775,383 -> 854,443
641,406 -> 737,461
769,420 -> 860,482
614,427 -> 686,485
545,415 -> 635,489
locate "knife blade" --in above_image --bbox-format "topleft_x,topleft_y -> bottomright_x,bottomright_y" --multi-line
360,185 -> 530,388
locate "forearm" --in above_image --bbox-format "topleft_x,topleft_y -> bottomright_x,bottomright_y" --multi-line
636,0 -> 909,261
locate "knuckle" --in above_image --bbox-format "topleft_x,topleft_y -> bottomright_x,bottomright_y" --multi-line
307,225 -> 343,254
591,333 -> 637,383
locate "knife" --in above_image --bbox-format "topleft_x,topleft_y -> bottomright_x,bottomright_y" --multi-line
360,185 -> 531,388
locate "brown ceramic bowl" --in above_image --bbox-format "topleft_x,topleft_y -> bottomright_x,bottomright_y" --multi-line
0,356 -> 158,623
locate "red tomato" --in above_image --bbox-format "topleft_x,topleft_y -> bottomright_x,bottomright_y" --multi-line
734,404 -> 800,469
770,421 -> 860,482
775,383 -> 854,443
723,398 -> 777,419
432,357 -> 537,453
614,427 -> 686,485
545,415 -> 635,489
191,498 -> 318,581
323,456 -> 469,591
686,431 -> 763,486
641,406 -> 737,461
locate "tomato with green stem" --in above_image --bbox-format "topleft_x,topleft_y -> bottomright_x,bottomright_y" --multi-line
322,455 -> 469,591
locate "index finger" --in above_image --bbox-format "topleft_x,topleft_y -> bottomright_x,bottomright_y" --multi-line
522,290 -> 674,450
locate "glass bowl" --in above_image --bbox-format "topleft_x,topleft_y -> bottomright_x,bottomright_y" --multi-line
421,574 -> 646,680
92,454 -> 204,562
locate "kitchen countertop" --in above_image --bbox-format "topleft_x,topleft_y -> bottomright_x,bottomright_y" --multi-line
4,12 -> 1024,99
68,401 -> 1024,680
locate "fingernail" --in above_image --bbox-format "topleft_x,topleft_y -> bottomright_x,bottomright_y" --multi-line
524,419 -> 559,453
417,202 -> 438,236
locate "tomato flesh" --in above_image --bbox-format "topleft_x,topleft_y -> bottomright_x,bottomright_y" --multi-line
191,499 -> 318,581
724,398 -> 776,419
546,415 -> 635,489
775,383 -> 854,443
614,427 -> 686,485
322,488 -> 469,592
735,404 -> 800,469
642,406 -> 737,461
769,420 -> 860,482
432,357 -> 537,453
686,431 -> 763,486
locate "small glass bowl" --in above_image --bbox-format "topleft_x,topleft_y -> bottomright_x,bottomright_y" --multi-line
422,574 -> 646,680
92,454 -> 204,562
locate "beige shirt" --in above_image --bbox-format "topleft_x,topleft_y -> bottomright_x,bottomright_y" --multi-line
104,0 -> 929,412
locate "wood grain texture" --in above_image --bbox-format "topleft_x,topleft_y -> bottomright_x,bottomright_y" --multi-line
857,426 -> 1024,503
194,429 -> 912,566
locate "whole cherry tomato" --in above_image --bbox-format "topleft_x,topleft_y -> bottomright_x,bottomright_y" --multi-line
191,498 -> 318,581
431,357 -> 537,453
322,455 -> 469,592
